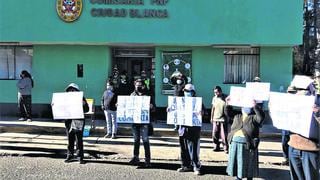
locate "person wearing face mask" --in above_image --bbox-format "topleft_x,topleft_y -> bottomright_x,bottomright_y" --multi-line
175,84 -> 203,175
170,71 -> 188,97
101,81 -> 118,139
128,79 -> 154,168
17,70 -> 34,122
64,83 -> 89,164
225,97 -> 265,180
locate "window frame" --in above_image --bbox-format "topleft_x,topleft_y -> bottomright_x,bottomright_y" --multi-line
223,47 -> 260,84
0,45 -> 33,80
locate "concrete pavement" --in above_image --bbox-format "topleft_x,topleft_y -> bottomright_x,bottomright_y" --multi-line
0,117 -> 286,165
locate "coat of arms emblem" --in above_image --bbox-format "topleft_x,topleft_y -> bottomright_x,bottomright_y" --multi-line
56,0 -> 83,22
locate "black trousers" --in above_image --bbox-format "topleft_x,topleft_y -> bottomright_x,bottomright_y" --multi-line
18,95 -> 32,119
179,136 -> 191,167
65,120 -> 84,159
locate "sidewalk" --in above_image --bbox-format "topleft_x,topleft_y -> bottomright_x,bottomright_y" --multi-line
0,116 -> 281,138
0,116 -> 285,165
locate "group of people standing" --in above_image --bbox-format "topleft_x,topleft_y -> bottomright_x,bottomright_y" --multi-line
15,69 -> 319,179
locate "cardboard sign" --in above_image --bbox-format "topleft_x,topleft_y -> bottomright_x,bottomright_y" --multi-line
246,82 -> 270,101
116,96 -> 150,124
229,86 -> 254,107
290,75 -> 313,89
51,91 -> 84,119
167,96 -> 202,127
269,92 -> 314,137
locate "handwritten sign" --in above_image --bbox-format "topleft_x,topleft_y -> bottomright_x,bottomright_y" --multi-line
246,82 -> 270,101
51,92 -> 84,120
229,86 -> 254,107
167,96 -> 202,127
116,96 -> 150,124
269,92 -> 314,137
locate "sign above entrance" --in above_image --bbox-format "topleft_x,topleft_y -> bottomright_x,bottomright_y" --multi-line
56,0 -> 83,22
90,0 -> 169,18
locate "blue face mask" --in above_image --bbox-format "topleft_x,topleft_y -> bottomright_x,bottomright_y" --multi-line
242,107 -> 252,114
184,92 -> 192,97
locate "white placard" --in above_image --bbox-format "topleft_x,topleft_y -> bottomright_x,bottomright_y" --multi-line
116,96 -> 150,124
290,75 -> 313,89
229,86 -> 254,107
167,96 -> 202,127
51,92 -> 84,120
246,82 -> 270,101
269,92 -> 314,137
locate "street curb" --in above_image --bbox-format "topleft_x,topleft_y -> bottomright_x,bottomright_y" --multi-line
0,124 -> 281,139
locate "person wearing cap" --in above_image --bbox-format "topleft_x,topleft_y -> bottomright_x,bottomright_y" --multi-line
101,81 -> 118,139
63,83 -> 89,164
211,86 -> 228,153
225,97 -> 265,180
128,79 -> 154,168
175,84 -> 203,175
253,76 -> 261,82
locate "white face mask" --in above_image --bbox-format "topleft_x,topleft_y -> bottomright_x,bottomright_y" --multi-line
106,85 -> 113,91
177,79 -> 182,85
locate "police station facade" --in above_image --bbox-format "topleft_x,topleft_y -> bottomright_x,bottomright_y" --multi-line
0,0 -> 303,117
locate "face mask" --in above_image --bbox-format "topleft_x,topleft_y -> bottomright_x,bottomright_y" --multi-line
184,92 -> 192,97
242,107 -> 252,114
136,87 -> 143,92
177,79 -> 182,85
106,86 -> 113,91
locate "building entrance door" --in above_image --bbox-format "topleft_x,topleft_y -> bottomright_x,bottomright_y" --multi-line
111,48 -> 155,95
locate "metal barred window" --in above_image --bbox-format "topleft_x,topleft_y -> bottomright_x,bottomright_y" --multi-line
0,46 -> 33,80
223,47 -> 260,84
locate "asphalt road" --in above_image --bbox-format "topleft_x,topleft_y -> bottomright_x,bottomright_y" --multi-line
0,156 -> 290,180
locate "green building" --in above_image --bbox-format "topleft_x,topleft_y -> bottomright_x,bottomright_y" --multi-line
0,0 -> 303,117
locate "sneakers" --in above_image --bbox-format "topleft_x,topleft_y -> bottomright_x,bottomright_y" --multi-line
79,158 -> 85,164
64,155 -> 74,163
281,159 -> 289,166
177,166 -> 193,172
194,169 -> 201,175
111,134 -> 116,139
143,162 -> 152,168
129,157 -> 140,166
18,118 -> 25,121
104,134 -> 111,138
26,119 -> 32,122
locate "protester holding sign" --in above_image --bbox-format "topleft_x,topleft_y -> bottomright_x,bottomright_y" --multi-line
225,97 -> 265,180
287,89 -> 320,180
171,84 -> 202,176
128,79 -> 153,168
63,83 -> 89,164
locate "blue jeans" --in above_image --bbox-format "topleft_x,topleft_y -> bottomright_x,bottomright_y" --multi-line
104,110 -> 117,135
281,130 -> 290,159
289,146 -> 319,180
132,124 -> 150,163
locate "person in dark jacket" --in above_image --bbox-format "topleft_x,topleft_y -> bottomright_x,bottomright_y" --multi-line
16,70 -> 34,122
64,83 -> 89,164
173,84 -> 202,176
225,97 -> 265,180
101,81 -> 118,139
128,79 -> 154,168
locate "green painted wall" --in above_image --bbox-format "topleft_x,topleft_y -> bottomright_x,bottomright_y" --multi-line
31,45 -> 109,105
0,0 -> 303,45
154,46 -> 293,108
